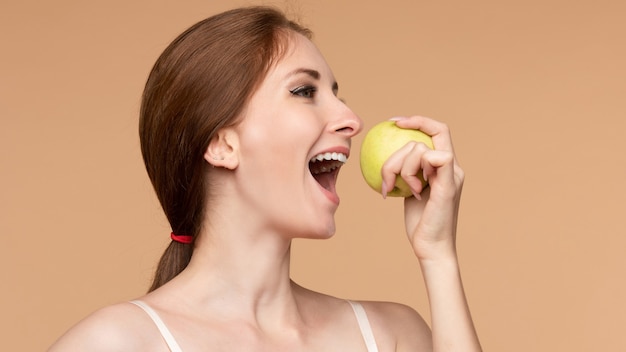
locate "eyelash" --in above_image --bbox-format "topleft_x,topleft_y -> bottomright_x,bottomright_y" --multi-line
289,85 -> 317,98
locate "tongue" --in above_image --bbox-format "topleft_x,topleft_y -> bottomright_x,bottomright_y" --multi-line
313,171 -> 334,192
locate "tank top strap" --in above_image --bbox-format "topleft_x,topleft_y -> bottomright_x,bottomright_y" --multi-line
130,298 -> 377,352
347,300 -> 380,352
129,300 -> 183,352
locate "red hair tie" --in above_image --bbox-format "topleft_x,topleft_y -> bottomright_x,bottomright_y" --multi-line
170,232 -> 194,244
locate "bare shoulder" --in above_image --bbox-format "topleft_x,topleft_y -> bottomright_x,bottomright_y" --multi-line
48,301 -> 162,352
359,300 -> 433,351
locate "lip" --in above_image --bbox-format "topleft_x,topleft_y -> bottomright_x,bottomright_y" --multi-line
308,145 -> 350,206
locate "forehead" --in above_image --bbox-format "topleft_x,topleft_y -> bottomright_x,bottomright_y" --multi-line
265,33 -> 335,82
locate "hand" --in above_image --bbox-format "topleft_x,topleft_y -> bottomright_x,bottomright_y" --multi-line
380,116 -> 464,261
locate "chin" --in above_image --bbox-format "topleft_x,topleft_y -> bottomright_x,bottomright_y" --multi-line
313,221 -> 337,239
294,220 -> 336,240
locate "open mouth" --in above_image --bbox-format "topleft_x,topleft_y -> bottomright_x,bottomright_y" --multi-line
308,152 -> 347,192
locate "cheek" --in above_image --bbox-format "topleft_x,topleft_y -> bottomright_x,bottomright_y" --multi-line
241,110 -> 318,159
236,106 -> 325,192
238,125 -> 301,192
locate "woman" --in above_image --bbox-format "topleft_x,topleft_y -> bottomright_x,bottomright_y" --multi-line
49,6 -> 481,351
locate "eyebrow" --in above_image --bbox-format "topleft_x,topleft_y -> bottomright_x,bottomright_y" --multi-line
288,68 -> 339,93
288,68 -> 320,80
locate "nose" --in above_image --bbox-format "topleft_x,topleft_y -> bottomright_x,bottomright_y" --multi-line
329,101 -> 363,138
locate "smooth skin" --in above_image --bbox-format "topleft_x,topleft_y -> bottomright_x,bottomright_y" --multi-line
49,33 -> 480,352
383,116 -> 481,351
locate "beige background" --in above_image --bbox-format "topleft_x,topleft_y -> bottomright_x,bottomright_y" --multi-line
2,0 -> 625,350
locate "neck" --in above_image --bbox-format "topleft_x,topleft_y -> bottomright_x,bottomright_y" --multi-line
170,223 -> 302,328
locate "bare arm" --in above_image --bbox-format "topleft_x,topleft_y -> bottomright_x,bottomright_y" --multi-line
381,116 -> 481,352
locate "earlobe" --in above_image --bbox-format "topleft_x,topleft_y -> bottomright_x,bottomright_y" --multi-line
204,128 -> 239,169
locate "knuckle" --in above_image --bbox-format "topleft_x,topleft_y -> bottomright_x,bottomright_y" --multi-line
414,142 -> 430,152
400,169 -> 414,178
404,140 -> 418,150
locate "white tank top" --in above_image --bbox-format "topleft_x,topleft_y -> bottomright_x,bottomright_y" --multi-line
130,299 -> 379,352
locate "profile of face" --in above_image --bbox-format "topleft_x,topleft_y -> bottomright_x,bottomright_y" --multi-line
218,32 -> 363,239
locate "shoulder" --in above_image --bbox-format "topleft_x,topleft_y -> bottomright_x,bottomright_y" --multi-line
48,301 -> 163,352
358,300 -> 433,351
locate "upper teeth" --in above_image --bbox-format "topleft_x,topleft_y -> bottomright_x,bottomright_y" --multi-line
310,152 -> 347,163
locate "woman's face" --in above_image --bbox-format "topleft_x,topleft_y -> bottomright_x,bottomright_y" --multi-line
233,32 -> 363,239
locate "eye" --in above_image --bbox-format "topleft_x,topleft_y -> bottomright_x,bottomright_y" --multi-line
289,85 -> 317,98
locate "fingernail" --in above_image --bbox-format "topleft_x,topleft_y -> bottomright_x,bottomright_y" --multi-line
381,182 -> 388,199
423,170 -> 428,182
389,116 -> 408,121
412,190 -> 422,200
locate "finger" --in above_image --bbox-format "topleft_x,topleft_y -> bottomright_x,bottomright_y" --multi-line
422,150 -> 454,174
399,142 -> 432,199
380,141 -> 419,198
391,116 -> 456,155
381,141 -> 435,198
395,116 -> 463,175
420,150 -> 458,198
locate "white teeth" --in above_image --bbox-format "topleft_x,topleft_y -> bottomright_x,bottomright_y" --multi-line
310,152 -> 348,163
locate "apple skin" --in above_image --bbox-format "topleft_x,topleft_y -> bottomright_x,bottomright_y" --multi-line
359,120 -> 434,197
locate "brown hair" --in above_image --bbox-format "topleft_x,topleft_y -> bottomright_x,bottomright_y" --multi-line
139,6 -> 311,291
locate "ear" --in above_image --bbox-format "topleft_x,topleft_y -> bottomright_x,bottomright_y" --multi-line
204,127 -> 239,169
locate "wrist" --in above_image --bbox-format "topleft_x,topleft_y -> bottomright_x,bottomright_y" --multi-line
416,245 -> 461,280
419,252 -> 459,270
413,239 -> 458,264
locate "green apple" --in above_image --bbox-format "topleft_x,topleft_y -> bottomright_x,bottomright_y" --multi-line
359,120 -> 434,197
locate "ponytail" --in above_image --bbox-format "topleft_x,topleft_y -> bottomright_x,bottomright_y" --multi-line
148,242 -> 193,292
